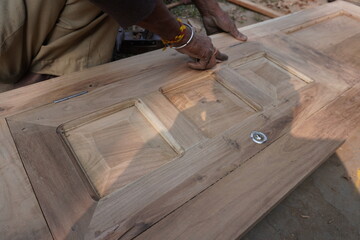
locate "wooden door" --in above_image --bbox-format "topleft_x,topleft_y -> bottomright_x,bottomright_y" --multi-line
4,1 -> 360,239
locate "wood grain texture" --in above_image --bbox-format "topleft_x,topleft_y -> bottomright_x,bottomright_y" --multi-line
7,120 -> 96,239
163,76 -> 256,138
0,2 -> 351,119
135,138 -> 343,240
135,82 -> 360,240
287,13 -> 360,69
2,2 -> 360,240
7,33 -> 352,240
141,92 -> 206,150
87,83 -> 342,240
232,55 -> 308,100
0,119 -> 52,240
64,103 -> 179,198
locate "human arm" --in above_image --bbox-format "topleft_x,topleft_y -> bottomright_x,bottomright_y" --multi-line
181,0 -> 248,41
89,0 -> 228,70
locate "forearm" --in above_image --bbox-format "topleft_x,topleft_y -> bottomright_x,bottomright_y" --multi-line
190,0 -> 221,16
137,0 -> 184,41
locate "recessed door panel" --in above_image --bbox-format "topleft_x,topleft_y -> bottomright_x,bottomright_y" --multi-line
286,13 -> 360,67
162,76 -> 256,138
60,101 -> 180,198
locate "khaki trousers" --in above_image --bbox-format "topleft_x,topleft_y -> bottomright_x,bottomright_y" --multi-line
0,0 -> 119,84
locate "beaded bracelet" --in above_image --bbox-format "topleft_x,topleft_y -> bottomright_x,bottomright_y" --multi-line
161,20 -> 194,50
172,23 -> 194,50
161,19 -> 187,47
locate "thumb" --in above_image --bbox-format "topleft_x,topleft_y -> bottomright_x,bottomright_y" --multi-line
215,50 -> 228,62
187,53 -> 217,70
226,22 -> 248,41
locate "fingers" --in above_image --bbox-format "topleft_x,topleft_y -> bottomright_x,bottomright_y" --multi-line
228,23 -> 248,41
187,49 -> 228,70
215,50 -> 228,62
202,12 -> 248,42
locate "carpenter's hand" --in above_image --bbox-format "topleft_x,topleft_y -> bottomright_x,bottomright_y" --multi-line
190,0 -> 247,41
202,10 -> 247,41
176,32 -> 228,70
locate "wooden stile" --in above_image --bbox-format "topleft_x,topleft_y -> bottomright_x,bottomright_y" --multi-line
0,1 -> 360,240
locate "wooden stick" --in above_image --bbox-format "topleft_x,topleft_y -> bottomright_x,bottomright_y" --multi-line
166,1 -> 184,9
227,0 -> 284,18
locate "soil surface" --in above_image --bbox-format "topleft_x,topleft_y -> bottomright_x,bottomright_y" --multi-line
168,0 -> 329,30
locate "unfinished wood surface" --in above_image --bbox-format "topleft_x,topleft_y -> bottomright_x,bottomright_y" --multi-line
1,2 -> 360,240
163,75 -> 256,138
6,26 -> 353,239
286,13 -> 360,68
230,54 -> 310,101
141,92 -> 206,151
8,119 -> 97,239
0,119 -> 52,240
62,101 -> 180,198
0,1 -> 353,119
136,82 -> 360,240
227,0 -> 284,18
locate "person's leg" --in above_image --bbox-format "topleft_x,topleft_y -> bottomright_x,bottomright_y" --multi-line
0,0 -> 66,84
30,0 -> 119,77
0,0 -> 118,87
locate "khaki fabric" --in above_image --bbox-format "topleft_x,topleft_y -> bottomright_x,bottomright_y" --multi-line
0,0 -> 119,84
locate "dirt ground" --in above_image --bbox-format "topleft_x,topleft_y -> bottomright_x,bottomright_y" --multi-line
168,0 -> 329,32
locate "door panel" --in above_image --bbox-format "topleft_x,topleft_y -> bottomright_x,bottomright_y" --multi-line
60,100 -> 181,198
7,40 -> 347,240
285,12 -> 360,68
162,75 -> 256,138
6,2 -> 360,239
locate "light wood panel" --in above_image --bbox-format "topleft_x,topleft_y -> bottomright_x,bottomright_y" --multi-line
230,53 -> 310,101
6,32 -> 352,239
141,92 -> 206,151
135,82 -> 360,240
286,12 -> 360,69
0,1 -> 354,119
7,120 -> 97,239
0,119 -> 52,240
163,76 -> 256,138
61,100 -> 180,198
1,2 -> 360,240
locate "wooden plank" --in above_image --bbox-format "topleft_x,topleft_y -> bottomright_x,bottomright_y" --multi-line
7,32 -> 351,240
166,1 -> 183,9
286,13 -> 360,69
162,75 -> 256,138
6,120 -> 96,239
227,0 -> 284,18
1,3 -> 359,240
85,81 -> 342,240
211,1 -> 345,48
136,137 -> 343,240
64,103 -> 180,198
141,92 -> 207,150
0,119 -> 52,240
135,82 -> 360,240
0,2 -> 348,119
7,79 -> 301,240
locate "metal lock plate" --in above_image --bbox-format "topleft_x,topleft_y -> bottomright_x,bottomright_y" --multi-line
251,131 -> 268,144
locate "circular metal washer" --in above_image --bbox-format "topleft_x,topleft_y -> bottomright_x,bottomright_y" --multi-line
250,131 -> 268,144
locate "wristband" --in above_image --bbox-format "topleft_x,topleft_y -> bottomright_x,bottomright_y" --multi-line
172,23 -> 194,50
